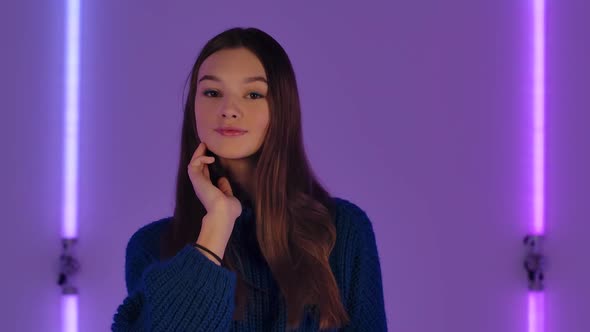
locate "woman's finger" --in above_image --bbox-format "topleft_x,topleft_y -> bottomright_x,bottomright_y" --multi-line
218,177 -> 234,197
189,142 -> 207,164
188,156 -> 214,173
204,159 -> 211,180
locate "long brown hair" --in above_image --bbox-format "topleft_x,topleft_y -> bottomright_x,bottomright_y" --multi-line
161,27 -> 350,330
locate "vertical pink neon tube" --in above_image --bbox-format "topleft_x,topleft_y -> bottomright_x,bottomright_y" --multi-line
63,0 -> 80,331
529,0 -> 545,331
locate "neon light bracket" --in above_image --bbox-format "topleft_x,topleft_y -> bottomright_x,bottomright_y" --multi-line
523,235 -> 546,291
57,238 -> 80,295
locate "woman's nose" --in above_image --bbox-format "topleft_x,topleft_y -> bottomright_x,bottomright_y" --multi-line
219,98 -> 241,119
222,113 -> 238,119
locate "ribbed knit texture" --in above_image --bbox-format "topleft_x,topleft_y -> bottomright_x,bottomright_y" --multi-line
111,197 -> 387,331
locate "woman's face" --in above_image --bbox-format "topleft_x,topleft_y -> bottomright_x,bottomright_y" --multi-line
194,47 -> 270,161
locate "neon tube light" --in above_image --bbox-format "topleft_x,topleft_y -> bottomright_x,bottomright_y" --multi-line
63,0 -> 80,331
529,0 -> 545,332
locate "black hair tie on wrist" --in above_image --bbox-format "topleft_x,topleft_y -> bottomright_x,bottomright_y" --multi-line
193,243 -> 223,265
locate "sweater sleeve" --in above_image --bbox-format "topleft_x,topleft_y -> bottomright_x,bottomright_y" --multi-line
111,228 -> 237,331
342,207 -> 388,331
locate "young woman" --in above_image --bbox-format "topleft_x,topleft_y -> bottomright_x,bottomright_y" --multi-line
112,27 -> 387,331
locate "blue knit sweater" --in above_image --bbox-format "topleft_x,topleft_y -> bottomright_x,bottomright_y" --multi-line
111,197 -> 387,331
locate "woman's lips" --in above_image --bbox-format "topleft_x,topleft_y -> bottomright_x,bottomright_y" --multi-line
215,129 -> 247,136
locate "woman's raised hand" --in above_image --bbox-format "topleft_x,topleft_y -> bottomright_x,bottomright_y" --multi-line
187,142 -> 242,220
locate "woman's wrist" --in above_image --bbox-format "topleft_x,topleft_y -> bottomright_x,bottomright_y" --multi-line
196,233 -> 229,265
197,213 -> 234,257
193,243 -> 223,265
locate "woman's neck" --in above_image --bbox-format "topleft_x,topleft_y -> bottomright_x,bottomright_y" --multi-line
219,157 -> 256,203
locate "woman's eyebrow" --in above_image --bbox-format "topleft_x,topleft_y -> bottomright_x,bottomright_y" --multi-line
198,74 -> 268,84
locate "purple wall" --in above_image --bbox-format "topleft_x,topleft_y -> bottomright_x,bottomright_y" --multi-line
1,1 -> 65,330
1,0 -> 589,331
546,0 -> 590,331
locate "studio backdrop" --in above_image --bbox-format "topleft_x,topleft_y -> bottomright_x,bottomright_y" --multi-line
1,0 -> 589,331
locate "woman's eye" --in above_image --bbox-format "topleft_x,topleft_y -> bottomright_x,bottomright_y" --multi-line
202,90 -> 264,99
203,90 -> 219,97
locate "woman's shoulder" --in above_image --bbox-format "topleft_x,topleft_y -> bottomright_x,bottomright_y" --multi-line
328,197 -> 381,268
330,197 -> 375,237
126,217 -> 173,257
